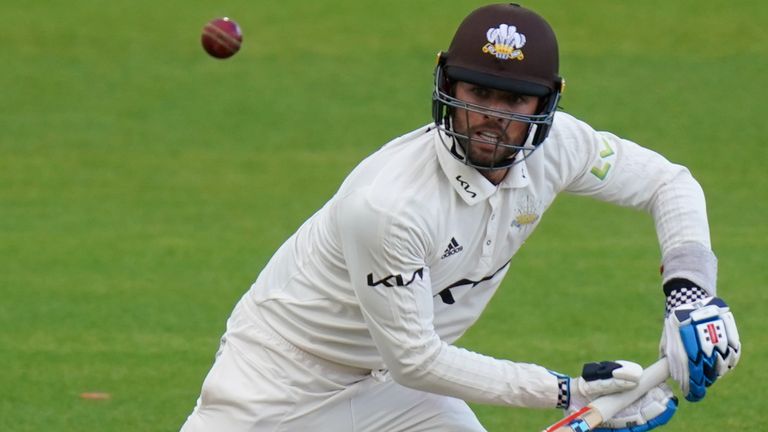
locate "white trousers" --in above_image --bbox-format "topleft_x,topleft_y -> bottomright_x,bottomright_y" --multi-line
180,302 -> 486,432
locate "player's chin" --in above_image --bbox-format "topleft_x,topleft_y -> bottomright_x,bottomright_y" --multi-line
468,142 -> 515,166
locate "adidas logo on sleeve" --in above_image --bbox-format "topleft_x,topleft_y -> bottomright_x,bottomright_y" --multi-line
441,237 -> 464,259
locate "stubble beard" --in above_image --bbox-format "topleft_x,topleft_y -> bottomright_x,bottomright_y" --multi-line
455,126 -> 521,169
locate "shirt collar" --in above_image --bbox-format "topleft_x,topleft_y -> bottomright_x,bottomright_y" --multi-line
434,130 -> 530,205
499,152 -> 531,189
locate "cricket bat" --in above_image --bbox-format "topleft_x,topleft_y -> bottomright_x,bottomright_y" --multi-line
541,358 -> 670,432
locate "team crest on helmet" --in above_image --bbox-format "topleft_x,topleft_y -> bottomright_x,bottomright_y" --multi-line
482,24 -> 526,60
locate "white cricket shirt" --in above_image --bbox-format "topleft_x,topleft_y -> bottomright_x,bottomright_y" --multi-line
238,111 -> 714,408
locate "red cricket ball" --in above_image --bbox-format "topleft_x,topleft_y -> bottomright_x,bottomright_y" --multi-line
201,17 -> 243,59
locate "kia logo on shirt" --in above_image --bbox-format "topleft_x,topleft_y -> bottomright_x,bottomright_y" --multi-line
366,268 -> 424,287
456,176 -> 477,198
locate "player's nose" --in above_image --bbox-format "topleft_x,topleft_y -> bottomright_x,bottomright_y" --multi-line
482,103 -> 512,128
482,97 -> 513,121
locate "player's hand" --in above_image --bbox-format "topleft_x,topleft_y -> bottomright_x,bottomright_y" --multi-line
566,361 -> 643,410
660,282 -> 741,402
593,384 -> 678,432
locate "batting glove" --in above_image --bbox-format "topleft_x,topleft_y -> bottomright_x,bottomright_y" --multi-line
551,360 -> 643,410
593,384 -> 678,432
660,279 -> 741,402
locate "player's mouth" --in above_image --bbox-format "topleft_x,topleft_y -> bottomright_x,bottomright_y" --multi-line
472,130 -> 509,152
476,131 -> 502,144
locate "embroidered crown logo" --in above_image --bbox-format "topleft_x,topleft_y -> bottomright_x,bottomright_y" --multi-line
482,24 -> 526,61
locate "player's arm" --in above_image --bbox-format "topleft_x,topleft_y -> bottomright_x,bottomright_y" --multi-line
556,115 -> 741,401
335,188 -> 652,413
335,187 -> 554,407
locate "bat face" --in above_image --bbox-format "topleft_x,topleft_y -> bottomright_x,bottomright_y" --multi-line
542,406 -> 602,432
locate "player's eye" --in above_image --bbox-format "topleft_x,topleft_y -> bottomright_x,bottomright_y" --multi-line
506,94 -> 527,105
470,86 -> 491,99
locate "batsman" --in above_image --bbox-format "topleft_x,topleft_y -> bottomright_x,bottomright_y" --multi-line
181,3 -> 741,431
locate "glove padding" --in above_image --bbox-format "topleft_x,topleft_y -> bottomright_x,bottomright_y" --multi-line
661,294 -> 741,402
593,384 -> 678,432
568,361 -> 643,410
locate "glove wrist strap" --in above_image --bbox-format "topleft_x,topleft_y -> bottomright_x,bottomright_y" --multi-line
556,375 -> 570,409
663,279 -> 708,315
548,370 -> 571,409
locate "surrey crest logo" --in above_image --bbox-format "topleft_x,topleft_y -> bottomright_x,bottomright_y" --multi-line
483,24 -> 526,61
512,195 -> 540,229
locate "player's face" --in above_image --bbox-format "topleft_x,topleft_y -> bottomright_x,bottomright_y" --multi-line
451,82 -> 540,168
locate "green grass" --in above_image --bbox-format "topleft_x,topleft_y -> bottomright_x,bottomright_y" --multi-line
1,1 -> 766,430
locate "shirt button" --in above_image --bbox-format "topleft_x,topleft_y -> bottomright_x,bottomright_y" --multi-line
486,240 -> 492,245
491,214 -> 496,220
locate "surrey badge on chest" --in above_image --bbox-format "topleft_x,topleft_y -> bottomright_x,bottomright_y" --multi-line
512,195 -> 540,230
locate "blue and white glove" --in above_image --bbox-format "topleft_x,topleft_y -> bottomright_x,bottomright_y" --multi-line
660,279 -> 741,402
555,361 -> 677,432
593,384 -> 678,432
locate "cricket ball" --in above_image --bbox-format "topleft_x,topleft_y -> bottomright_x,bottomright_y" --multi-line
201,17 -> 243,59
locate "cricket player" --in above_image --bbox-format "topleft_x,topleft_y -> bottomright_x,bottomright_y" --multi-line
181,4 -> 741,431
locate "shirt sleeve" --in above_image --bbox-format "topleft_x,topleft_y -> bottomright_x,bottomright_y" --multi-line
553,115 -> 717,293
334,188 -> 561,408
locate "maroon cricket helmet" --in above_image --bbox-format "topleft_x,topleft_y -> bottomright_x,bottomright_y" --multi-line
442,3 -> 561,96
432,3 -> 565,169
